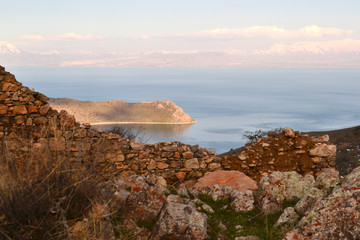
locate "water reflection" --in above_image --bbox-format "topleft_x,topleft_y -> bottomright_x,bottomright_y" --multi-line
94,123 -> 194,143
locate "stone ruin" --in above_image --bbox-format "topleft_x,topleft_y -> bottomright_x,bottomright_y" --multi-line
0,65 -> 336,184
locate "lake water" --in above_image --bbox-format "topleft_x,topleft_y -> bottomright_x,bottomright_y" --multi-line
7,67 -> 360,153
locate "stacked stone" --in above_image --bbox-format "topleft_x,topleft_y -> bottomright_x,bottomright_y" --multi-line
222,128 -> 336,181
0,65 -> 218,184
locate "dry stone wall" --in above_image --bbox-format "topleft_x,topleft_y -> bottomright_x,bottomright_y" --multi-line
0,65 -> 336,184
0,65 -> 218,184
221,128 -> 336,181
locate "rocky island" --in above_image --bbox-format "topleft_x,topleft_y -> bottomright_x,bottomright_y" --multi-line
49,97 -> 196,125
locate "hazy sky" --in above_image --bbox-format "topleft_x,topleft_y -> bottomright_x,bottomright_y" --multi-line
1,0 -> 360,67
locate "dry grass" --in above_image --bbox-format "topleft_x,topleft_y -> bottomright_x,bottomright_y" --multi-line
0,138 -> 105,240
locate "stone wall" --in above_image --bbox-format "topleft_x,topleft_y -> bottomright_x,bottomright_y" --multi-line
0,66 -> 218,184
222,128 -> 336,181
0,65 -> 336,184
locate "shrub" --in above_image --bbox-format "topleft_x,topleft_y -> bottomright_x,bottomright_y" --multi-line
243,128 -> 283,144
106,126 -> 148,143
0,142 -> 104,239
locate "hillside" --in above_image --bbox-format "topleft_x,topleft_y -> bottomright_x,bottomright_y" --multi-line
48,97 -> 195,124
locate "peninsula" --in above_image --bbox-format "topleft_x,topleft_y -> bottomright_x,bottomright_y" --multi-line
48,98 -> 196,125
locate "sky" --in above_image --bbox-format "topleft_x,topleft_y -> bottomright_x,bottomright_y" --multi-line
1,0 -> 360,67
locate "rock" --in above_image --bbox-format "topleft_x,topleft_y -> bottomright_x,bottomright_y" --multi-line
177,183 -> 190,198
288,166 -> 360,239
209,184 -> 236,201
122,175 -> 166,222
208,162 -> 222,170
294,186 -> 325,214
283,128 -> 296,138
258,171 -> 315,213
12,105 -> 28,114
273,207 -> 299,230
182,151 -> 194,159
167,194 -> 183,203
156,162 -> 169,170
0,104 -> 7,114
175,171 -> 187,180
149,201 -> 208,240
185,158 -> 199,169
195,170 -> 258,192
311,134 -> 330,143
201,203 -> 214,213
59,112 -> 75,127
314,168 -> 339,192
235,236 -> 260,240
230,190 -> 255,212
130,141 -> 144,150
27,105 -> 38,113
309,143 -> 336,157
282,230 -> 305,240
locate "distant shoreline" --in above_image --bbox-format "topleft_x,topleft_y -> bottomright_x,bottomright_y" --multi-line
91,120 -> 197,125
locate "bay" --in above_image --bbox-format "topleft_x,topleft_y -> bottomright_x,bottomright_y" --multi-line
7,67 -> 360,153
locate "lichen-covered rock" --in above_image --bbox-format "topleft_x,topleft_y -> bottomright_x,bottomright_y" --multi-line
314,168 -> 339,192
122,175 -> 166,222
273,207 -> 299,230
149,202 -> 208,240
209,184 -> 237,201
294,186 -> 325,214
287,166 -> 360,239
258,171 -> 315,213
230,190 -> 255,212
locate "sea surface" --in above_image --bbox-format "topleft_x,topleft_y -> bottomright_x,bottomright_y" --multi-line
7,67 -> 360,153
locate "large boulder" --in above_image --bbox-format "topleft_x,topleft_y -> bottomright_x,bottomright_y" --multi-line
195,170 -> 258,192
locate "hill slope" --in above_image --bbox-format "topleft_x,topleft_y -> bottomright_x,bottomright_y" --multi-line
48,98 -> 195,124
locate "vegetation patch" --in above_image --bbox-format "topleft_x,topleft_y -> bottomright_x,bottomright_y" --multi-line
198,193 -> 298,240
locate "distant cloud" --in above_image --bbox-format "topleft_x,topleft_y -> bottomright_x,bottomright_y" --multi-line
56,33 -> 103,40
0,41 -> 20,54
257,38 -> 360,55
19,33 -> 103,41
20,35 -> 46,41
169,25 -> 354,39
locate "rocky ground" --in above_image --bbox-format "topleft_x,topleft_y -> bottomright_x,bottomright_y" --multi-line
71,167 -> 360,240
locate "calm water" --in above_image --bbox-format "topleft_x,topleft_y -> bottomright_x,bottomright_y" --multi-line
7,67 -> 360,153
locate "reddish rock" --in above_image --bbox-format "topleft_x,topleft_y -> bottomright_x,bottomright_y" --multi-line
12,105 -> 28,114
0,104 -> 8,114
60,113 -> 75,127
311,134 -> 330,143
156,162 -> 169,170
27,105 -> 38,113
175,171 -> 187,180
138,150 -> 149,159
283,128 -> 296,138
182,151 -> 194,159
196,170 -> 258,192
39,103 -> 50,115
